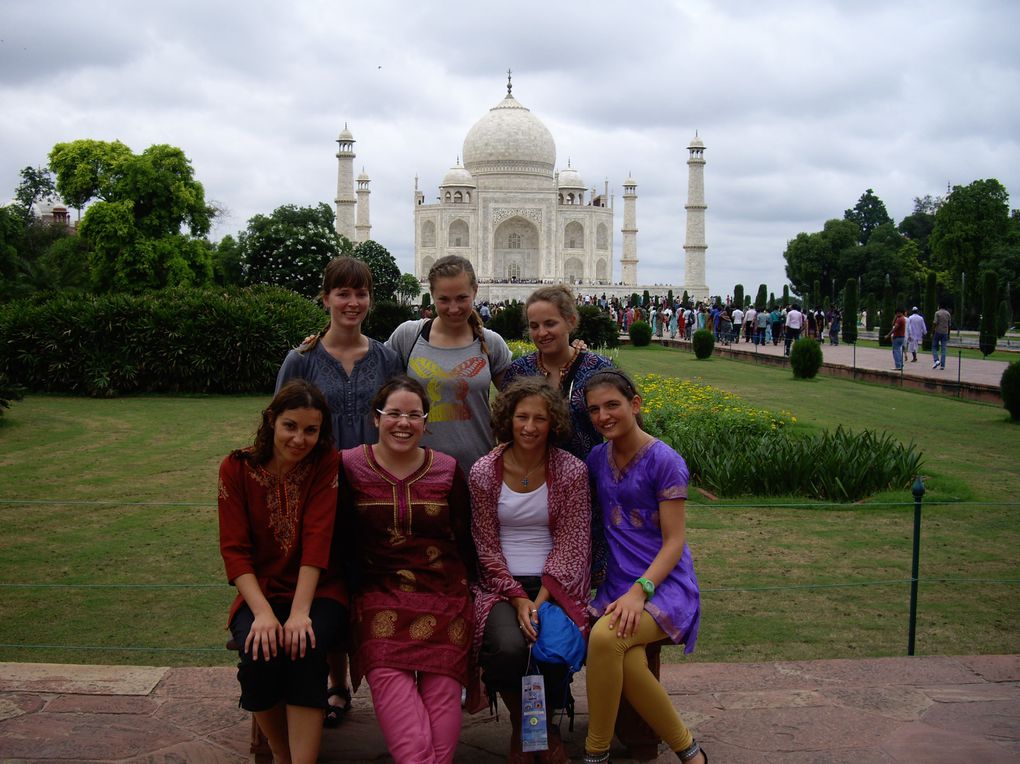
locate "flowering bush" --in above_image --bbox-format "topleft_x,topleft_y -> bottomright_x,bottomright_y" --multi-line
506,340 -> 536,360
635,373 -> 922,500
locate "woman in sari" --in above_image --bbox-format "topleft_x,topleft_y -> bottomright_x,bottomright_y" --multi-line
341,376 -> 476,764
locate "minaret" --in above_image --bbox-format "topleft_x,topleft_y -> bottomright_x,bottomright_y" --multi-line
620,176 -> 638,286
334,124 -> 356,240
683,133 -> 709,300
355,167 -> 371,243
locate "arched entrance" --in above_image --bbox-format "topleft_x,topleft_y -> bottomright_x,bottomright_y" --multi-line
493,216 -> 540,282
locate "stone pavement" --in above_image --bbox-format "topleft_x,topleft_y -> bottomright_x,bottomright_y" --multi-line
1,655 -> 1017,762
656,335 -> 1011,404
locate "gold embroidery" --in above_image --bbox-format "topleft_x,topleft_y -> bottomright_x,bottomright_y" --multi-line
218,478 -> 229,500
610,506 -> 624,526
409,615 -> 437,641
649,510 -> 660,528
447,616 -> 468,646
425,546 -> 443,569
423,502 -> 443,517
396,569 -> 417,592
658,486 -> 686,500
629,508 -> 644,527
371,610 -> 397,638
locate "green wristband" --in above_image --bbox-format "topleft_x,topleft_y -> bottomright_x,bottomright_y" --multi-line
636,576 -> 655,599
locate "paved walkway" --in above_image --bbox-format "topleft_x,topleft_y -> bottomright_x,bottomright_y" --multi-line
653,334 -> 1011,403
2,655 -> 1017,762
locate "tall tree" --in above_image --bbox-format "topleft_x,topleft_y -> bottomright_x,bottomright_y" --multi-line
353,240 -> 400,302
979,270 -> 998,357
844,188 -> 893,245
930,179 -> 1011,328
13,166 -> 57,219
396,272 -> 422,305
842,279 -> 858,344
239,203 -> 349,298
733,284 -> 744,309
754,284 -> 767,310
48,139 -> 133,212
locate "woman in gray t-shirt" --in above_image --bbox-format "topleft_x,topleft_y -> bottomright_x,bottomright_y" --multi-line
387,256 -> 511,475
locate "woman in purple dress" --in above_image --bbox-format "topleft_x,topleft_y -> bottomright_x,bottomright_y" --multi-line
581,370 -> 706,764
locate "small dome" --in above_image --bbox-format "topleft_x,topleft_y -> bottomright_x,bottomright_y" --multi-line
338,125 -> 354,141
440,163 -> 476,188
688,134 -> 704,148
557,166 -> 586,190
623,175 -> 637,187
462,94 -> 556,177
357,169 -> 370,181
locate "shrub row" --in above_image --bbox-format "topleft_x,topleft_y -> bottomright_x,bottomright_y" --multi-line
0,286 -> 325,396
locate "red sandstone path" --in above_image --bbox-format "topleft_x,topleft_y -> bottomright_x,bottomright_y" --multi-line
1,655 -> 1018,762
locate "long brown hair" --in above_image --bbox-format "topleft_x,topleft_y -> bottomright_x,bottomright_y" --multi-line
304,256 -> 374,352
427,255 -> 488,356
235,379 -> 334,466
584,369 -> 644,428
525,284 -> 579,329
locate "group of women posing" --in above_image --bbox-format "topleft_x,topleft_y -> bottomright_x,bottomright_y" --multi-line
217,255 -> 705,764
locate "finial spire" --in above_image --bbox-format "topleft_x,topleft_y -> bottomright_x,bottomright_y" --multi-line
506,68 -> 512,95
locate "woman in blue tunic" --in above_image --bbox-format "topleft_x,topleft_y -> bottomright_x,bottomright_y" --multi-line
276,255 -> 402,726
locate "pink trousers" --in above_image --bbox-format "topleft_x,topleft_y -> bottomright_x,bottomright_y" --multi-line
365,667 -> 462,764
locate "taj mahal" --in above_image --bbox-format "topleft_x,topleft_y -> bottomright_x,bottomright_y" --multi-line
333,76 -> 710,302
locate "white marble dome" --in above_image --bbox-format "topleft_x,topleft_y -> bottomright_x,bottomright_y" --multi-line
557,166 -> 585,189
440,163 -> 476,187
462,94 -> 556,176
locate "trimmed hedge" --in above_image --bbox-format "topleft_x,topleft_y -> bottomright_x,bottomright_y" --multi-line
629,320 -> 652,346
1002,360 -> 1020,421
692,328 -> 715,359
790,337 -> 823,378
0,286 -> 324,396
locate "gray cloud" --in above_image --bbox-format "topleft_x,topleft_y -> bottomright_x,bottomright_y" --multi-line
2,0 -> 1018,297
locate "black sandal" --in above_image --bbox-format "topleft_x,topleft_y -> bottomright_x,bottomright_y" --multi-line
324,686 -> 352,728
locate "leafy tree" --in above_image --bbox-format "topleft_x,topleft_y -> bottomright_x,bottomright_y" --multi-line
573,304 -> 620,349
49,140 -> 215,292
732,284 -> 743,309
844,188 -> 892,245
842,278 -> 858,344
239,203 -> 348,298
979,271 -> 998,357
353,240 -> 400,302
13,166 -> 57,219
396,273 -> 422,305
931,179 -> 1011,328
782,284 -> 790,307
812,279 -> 821,309
864,293 -> 876,331
681,290 -> 689,306
998,300 -> 1011,338
212,234 -> 243,286
488,301 -> 526,340
48,139 -> 133,212
363,300 -> 417,342
754,284 -> 767,311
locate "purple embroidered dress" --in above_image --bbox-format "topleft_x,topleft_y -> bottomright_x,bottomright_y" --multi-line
585,439 -> 700,652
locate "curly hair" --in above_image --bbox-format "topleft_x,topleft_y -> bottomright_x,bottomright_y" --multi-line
491,377 -> 572,446
239,379 -> 334,466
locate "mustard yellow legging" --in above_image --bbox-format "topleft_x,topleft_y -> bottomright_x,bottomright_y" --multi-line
585,611 -> 693,755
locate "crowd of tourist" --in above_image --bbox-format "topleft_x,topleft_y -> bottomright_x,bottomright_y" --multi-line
217,255 -> 707,764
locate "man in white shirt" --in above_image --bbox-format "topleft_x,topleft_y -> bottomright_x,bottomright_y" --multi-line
784,304 -> 805,356
743,307 -> 757,343
731,306 -> 744,337
906,307 -> 927,363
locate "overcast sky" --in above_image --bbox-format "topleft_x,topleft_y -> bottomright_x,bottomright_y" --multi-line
2,0 -> 1018,296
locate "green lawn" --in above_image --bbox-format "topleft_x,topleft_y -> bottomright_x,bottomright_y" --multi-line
0,350 -> 1017,667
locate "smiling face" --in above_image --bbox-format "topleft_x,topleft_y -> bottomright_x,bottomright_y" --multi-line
271,407 -> 324,471
431,272 -> 477,328
585,383 -> 642,442
511,394 -> 551,456
527,299 -> 574,357
323,284 -> 371,330
373,388 -> 427,456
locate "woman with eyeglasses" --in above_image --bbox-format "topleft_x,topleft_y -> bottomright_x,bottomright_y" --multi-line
340,376 -> 477,764
277,256 -> 401,727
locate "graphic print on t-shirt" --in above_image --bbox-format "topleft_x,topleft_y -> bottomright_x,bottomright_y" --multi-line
410,356 -> 486,422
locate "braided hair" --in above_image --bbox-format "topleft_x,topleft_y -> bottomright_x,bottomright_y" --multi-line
428,255 -> 488,356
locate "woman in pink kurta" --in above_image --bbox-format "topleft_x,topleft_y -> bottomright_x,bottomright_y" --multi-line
340,376 -> 476,764
469,377 -> 591,763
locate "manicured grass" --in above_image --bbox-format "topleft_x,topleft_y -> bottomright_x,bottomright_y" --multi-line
0,354 -> 1017,667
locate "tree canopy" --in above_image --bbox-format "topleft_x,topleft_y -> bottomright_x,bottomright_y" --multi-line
238,202 -> 350,298
844,188 -> 892,245
352,240 -> 400,301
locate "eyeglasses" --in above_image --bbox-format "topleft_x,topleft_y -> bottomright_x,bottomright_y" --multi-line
376,409 -> 428,423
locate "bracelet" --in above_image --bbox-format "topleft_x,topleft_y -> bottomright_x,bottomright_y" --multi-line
635,576 -> 655,599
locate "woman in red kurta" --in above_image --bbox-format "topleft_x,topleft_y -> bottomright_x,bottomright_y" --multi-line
218,380 -> 344,764
341,375 -> 476,764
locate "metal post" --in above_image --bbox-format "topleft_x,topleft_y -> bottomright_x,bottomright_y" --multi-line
957,349 -> 962,397
908,476 -> 925,656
